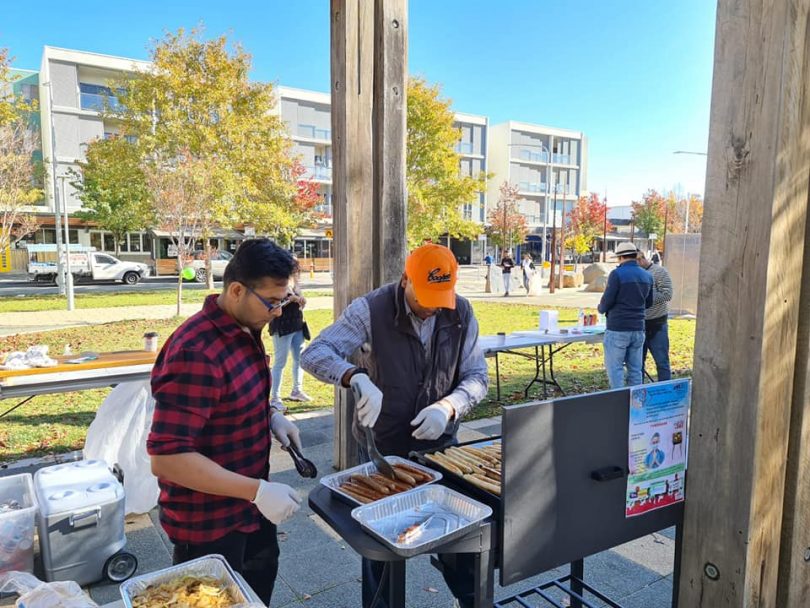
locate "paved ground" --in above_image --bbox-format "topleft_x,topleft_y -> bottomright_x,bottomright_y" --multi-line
2,411 -> 675,608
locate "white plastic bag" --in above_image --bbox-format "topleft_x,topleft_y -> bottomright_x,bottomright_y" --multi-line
0,571 -> 98,608
83,380 -> 159,515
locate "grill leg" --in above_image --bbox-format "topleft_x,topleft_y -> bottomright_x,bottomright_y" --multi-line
387,560 -> 406,608
570,559 -> 584,608
473,549 -> 495,608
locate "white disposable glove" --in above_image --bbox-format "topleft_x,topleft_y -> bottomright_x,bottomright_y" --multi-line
350,373 -> 383,428
270,411 -> 302,451
252,480 -> 301,524
410,401 -> 454,441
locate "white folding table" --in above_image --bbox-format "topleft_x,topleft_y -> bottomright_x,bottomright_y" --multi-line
479,328 -> 605,401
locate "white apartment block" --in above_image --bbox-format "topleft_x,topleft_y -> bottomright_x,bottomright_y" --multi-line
13,45 -> 588,266
487,121 -> 588,258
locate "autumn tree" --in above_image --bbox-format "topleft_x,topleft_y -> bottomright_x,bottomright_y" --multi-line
71,136 -> 152,256
109,27 -> 300,288
631,189 -> 667,237
0,48 -> 42,253
406,78 -> 486,247
487,182 -> 528,251
144,151 -> 210,315
565,193 -> 612,260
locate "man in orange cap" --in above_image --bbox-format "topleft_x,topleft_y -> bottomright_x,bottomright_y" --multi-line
301,243 -> 488,607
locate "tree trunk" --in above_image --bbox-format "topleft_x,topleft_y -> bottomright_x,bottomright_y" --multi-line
176,251 -> 183,317
205,239 -> 214,290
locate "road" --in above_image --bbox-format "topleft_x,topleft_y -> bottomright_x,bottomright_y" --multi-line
0,275 -> 335,297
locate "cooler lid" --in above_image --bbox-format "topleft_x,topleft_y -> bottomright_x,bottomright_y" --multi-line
34,460 -> 123,515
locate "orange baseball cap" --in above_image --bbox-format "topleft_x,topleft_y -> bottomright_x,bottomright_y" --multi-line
404,244 -> 458,309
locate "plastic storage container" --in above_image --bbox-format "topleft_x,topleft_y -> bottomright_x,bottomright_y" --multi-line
0,473 -> 38,573
34,459 -> 137,585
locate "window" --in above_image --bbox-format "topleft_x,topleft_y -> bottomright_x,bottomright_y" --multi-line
119,234 -> 129,252
129,233 -> 142,252
142,235 -> 152,252
90,232 -> 102,249
103,234 -> 115,252
94,254 -> 116,264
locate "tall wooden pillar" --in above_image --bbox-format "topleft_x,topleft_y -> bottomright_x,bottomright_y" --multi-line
331,0 -> 408,469
678,0 -> 810,605
373,0 -> 408,286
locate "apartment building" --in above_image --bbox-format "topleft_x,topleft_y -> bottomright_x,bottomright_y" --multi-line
276,86 -> 334,261
35,46 -> 155,261
453,112 -> 488,263
487,121 -> 588,260
9,45 -> 587,268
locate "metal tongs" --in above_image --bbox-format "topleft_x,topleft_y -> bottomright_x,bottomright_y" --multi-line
284,442 -> 318,478
352,384 -> 396,480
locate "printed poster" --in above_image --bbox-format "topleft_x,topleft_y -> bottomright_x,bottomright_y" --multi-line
626,379 -> 690,517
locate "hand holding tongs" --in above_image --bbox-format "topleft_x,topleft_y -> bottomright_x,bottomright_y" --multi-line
284,442 -> 318,478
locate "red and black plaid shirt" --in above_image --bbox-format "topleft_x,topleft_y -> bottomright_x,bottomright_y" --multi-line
147,294 -> 271,544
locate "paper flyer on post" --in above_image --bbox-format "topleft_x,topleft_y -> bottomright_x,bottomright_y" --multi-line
626,379 -> 690,517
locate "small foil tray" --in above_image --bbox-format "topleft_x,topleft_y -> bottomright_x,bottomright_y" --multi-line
351,485 -> 492,558
320,455 -> 441,506
120,554 -> 263,607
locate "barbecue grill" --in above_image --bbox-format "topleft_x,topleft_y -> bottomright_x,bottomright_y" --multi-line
309,385 -> 685,608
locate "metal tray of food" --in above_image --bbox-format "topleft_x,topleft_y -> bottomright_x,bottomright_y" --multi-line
320,455 -> 442,505
351,484 -> 493,557
120,554 -> 264,607
410,438 -> 502,510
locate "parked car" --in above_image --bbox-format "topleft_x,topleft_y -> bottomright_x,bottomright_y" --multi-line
27,245 -> 150,285
188,249 -> 233,283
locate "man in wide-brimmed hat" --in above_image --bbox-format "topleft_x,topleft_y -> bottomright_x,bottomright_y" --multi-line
598,241 -> 654,388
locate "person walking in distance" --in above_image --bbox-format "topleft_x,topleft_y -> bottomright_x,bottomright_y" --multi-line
637,251 -> 673,381
500,249 -> 516,296
597,241 -> 653,388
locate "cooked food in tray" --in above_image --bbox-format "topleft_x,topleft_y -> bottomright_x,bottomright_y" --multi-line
338,462 -> 434,503
130,575 -> 237,608
424,442 -> 502,496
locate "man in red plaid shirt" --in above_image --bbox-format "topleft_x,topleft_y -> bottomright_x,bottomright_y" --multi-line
148,239 -> 302,604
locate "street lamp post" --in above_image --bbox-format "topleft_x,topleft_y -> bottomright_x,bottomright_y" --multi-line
43,81 -> 66,296
59,176 -> 75,311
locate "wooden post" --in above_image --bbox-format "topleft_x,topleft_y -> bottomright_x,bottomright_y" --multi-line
331,0 -> 409,470
677,1 -> 810,605
331,0 -> 375,469
373,0 -> 408,286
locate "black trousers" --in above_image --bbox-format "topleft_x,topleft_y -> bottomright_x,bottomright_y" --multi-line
172,517 -> 280,605
357,444 -> 476,608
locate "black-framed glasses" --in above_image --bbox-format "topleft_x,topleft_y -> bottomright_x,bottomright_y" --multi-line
245,285 -> 291,312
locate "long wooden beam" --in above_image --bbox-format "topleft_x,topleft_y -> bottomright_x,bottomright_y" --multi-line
678,0 -> 810,605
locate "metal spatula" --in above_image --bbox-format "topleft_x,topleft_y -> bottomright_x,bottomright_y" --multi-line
352,384 -> 396,479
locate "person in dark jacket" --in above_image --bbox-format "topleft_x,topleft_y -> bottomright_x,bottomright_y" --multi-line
301,244 -> 488,608
500,249 -> 516,296
598,241 -> 653,388
269,267 -> 312,409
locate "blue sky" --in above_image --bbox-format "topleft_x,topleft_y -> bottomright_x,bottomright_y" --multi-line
1,1 -> 716,206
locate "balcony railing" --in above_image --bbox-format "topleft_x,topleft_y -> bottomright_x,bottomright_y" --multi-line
80,92 -> 122,112
304,165 -> 333,180
456,142 -> 474,154
553,153 -> 572,165
517,182 -> 547,193
298,125 -> 331,140
515,149 -> 549,163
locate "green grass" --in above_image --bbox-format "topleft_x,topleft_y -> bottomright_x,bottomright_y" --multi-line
0,303 -> 695,462
0,288 -> 334,313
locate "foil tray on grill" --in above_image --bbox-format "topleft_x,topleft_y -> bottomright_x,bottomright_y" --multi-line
351,484 -> 492,557
320,455 -> 442,506
120,554 -> 263,607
